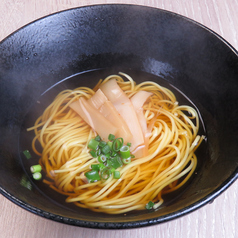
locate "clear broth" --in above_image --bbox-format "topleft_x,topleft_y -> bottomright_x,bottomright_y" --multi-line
19,69 -> 208,215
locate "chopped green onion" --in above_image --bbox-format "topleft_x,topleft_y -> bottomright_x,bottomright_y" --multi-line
88,138 -> 100,151
101,167 -> 112,180
86,134 -> 133,183
91,163 -> 106,171
111,151 -> 118,157
109,168 -> 116,175
98,163 -> 106,171
113,170 -> 121,179
32,172 -> 42,180
96,148 -> 101,156
107,141 -> 113,149
95,135 -> 101,142
108,134 -> 115,141
30,164 -> 42,173
91,164 -> 100,171
23,150 -> 32,159
99,141 -> 107,148
85,170 -> 101,183
20,175 -> 32,190
107,156 -> 123,169
104,153 -> 111,158
90,150 -> 97,158
112,138 -> 124,151
122,157 -> 131,164
131,154 -> 135,158
101,144 -> 111,154
120,145 -> 131,159
145,201 -> 155,210
98,154 -> 107,163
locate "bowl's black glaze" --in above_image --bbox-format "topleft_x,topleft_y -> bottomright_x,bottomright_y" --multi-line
0,4 -> 237,229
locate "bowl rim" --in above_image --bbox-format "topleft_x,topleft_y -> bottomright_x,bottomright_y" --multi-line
0,4 -> 238,229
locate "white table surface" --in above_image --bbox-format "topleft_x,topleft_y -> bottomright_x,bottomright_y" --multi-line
0,1 -> 237,237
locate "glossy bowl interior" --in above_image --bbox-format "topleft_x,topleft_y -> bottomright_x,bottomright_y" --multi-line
0,4 -> 238,229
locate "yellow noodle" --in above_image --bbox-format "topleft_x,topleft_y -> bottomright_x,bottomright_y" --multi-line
28,73 -> 204,214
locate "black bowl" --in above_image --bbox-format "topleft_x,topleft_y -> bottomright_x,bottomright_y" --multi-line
0,4 -> 237,229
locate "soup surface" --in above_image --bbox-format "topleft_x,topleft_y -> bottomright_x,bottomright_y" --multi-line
19,69 -> 208,214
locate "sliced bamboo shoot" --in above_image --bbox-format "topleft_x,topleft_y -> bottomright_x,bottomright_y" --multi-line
131,90 -> 153,135
88,89 -> 108,109
69,98 -> 118,141
100,79 -> 144,151
131,91 -> 153,157
99,101 -> 132,143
